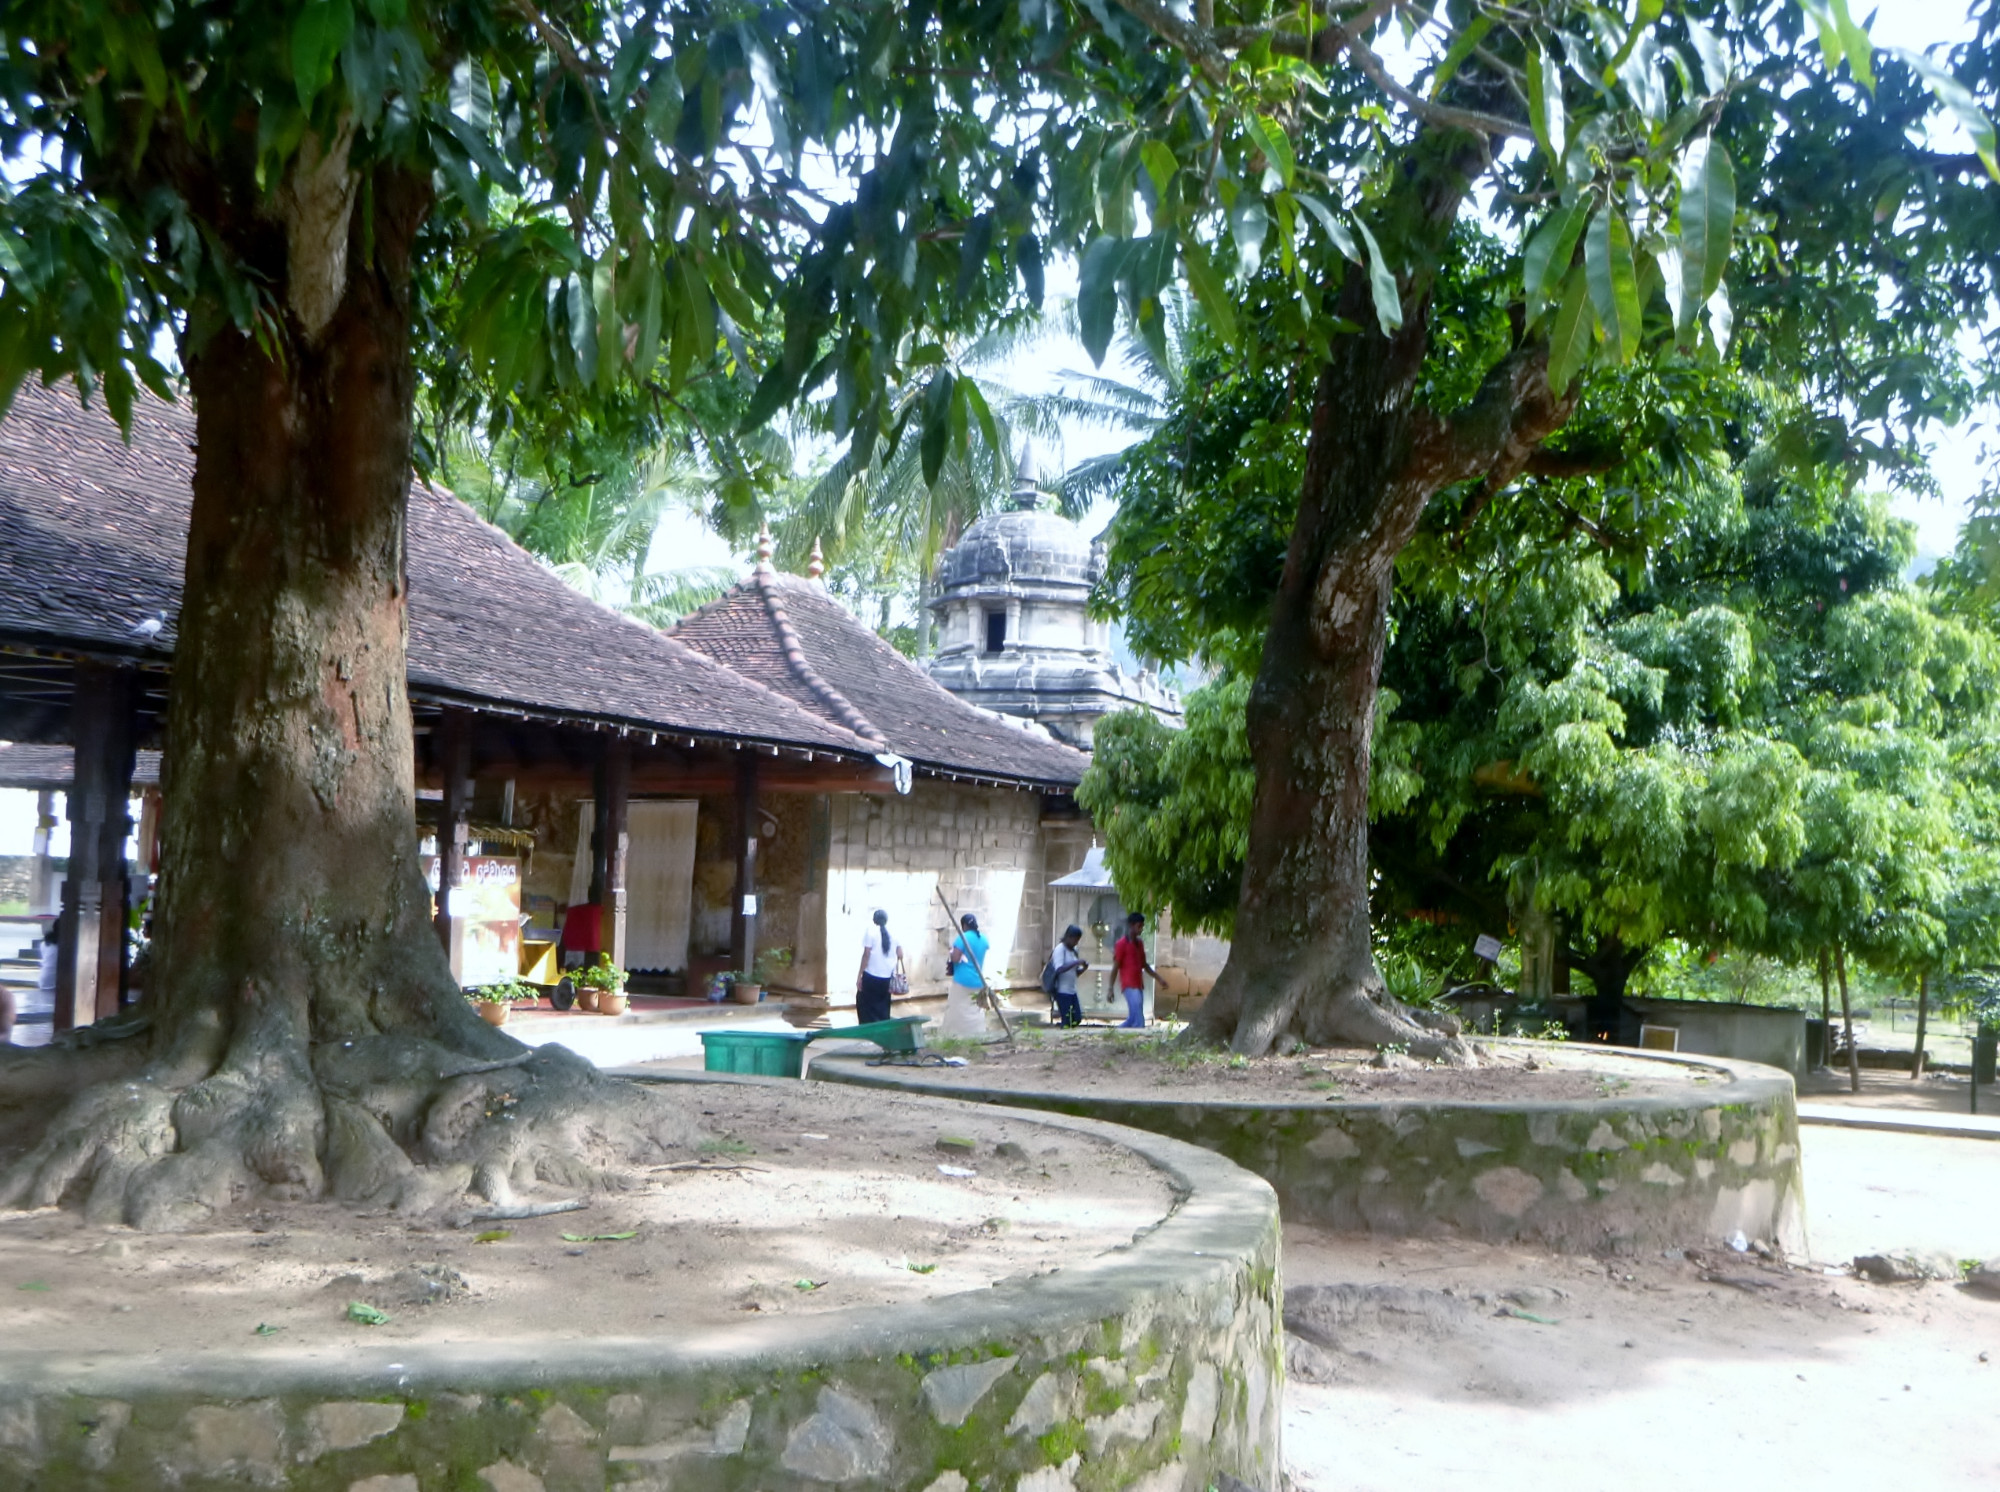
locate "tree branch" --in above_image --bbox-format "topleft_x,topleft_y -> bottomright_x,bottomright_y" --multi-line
1407,337 -> 1579,495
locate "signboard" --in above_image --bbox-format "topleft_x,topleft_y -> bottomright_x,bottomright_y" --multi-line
1472,933 -> 1503,963
425,854 -> 522,988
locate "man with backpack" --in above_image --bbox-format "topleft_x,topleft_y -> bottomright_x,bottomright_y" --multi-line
1043,924 -> 1088,1028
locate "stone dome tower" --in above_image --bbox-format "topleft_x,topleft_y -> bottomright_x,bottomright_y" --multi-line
925,453 -> 1180,748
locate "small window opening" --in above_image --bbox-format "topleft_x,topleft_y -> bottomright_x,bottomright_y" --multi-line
985,610 -> 1007,654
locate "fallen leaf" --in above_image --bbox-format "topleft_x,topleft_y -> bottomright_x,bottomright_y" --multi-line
473,1229 -> 512,1244
17,1282 -> 49,1292
560,1230 -> 639,1243
1495,1306 -> 1558,1325
252,1323 -> 282,1337
793,1279 -> 824,1292
908,1262 -> 938,1274
346,1301 -> 391,1326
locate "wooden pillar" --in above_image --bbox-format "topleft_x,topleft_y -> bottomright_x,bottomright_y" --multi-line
28,788 -> 57,916
599,735 -> 630,971
433,707 -> 472,976
731,752 -> 760,978
55,663 -> 137,1031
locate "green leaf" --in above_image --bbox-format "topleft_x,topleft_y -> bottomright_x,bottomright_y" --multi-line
560,1230 -> 640,1242
1077,237 -> 1126,365
1546,268 -> 1596,393
1828,0 -> 1874,91
1526,44 -> 1567,163
1523,204 -> 1587,328
1229,195 -> 1269,279
1140,139 -> 1179,200
1684,18 -> 1731,93
920,370 -> 954,486
1430,15 -> 1495,96
645,63 -> 684,145
292,0 -> 355,107
1244,116 -> 1295,191
1015,233 -> 1045,310
907,1261 -> 938,1274
253,1323 -> 283,1336
473,1228 -> 512,1243
961,378 -> 1002,455
1182,240 -> 1238,345
345,1301 -> 391,1326
1291,190 -> 1359,264
1892,48 -> 1999,181
1676,138 -> 1736,337
1584,207 -> 1641,363
566,272 -> 596,384
793,1278 -> 824,1291
450,60 -> 493,131
1799,0 -> 1845,74
1352,217 -> 1403,336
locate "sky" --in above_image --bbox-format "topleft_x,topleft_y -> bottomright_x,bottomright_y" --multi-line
648,0 -> 1993,578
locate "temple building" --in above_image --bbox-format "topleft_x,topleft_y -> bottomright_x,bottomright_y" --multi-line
924,458 -> 1180,748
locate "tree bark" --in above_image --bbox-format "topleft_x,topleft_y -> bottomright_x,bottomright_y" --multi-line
1191,136 -> 1578,1058
1,159 -> 691,1228
1834,944 -> 1859,1094
1911,970 -> 1929,1080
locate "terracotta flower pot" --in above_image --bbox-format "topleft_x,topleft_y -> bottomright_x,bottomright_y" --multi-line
576,987 -> 600,1012
476,1001 -> 510,1027
597,991 -> 629,1016
727,981 -> 762,1005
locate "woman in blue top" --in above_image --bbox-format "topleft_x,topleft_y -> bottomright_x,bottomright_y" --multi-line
942,912 -> 991,1038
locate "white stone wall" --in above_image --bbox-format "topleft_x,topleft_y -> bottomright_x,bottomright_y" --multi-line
814,780 -> 1057,1005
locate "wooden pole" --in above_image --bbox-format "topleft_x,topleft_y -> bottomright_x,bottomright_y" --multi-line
600,736 -> 630,972
731,751 -> 760,980
433,707 -> 472,974
55,663 -> 136,1031
1816,948 -> 1831,1070
1911,970 -> 1929,1080
1834,945 -> 1859,1094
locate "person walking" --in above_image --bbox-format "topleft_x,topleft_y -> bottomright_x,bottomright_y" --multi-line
1111,912 -> 1160,1029
942,912 -> 991,1039
1050,924 -> 1088,1028
855,908 -> 905,1024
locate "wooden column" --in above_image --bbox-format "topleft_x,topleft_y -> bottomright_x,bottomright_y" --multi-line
55,663 -> 137,1031
433,707 -> 472,976
731,751 -> 761,979
28,788 -> 57,916
599,735 -> 630,970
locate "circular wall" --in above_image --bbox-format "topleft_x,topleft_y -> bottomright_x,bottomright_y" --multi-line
0,1078 -> 1282,1492
812,1044 -> 1807,1257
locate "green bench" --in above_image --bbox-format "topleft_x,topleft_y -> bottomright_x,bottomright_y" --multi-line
700,1014 -> 929,1079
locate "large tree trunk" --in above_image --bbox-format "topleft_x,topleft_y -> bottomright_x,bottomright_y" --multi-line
1,159 -> 690,1229
1192,134 -> 1575,1058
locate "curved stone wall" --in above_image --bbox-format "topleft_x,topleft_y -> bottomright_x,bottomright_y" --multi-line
0,1080 -> 1281,1491
813,1044 -> 1807,1257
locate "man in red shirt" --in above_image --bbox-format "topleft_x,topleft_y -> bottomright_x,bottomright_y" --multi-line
1111,912 -> 1159,1029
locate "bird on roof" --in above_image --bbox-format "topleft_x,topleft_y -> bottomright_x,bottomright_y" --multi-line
128,613 -> 166,639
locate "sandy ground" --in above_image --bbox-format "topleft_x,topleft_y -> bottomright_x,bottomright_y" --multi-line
1800,1065 -> 1991,1117
0,1082 -> 1172,1355
1284,1123 -> 2000,1492
878,1028 -> 1719,1104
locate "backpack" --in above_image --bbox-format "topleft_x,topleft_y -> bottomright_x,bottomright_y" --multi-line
1039,954 -> 1061,997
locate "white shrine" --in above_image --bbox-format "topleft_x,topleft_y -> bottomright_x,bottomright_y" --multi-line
926,456 -> 1180,748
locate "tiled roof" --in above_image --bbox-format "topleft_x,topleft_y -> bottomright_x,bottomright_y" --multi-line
0,382 -> 873,756
0,743 -> 162,790
671,567 -> 1089,788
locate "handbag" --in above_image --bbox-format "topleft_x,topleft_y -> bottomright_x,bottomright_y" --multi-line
889,963 -> 910,997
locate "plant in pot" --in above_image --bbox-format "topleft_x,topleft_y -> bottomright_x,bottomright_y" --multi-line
579,955 -> 631,1016
724,969 -> 760,1005
466,979 -> 536,1027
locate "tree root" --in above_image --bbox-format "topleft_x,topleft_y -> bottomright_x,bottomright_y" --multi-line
0,1031 -> 703,1232
1190,958 -> 1476,1065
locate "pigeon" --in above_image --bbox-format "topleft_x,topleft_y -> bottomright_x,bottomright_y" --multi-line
128,614 -> 165,639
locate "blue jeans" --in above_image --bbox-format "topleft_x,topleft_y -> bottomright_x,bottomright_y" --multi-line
1120,987 -> 1145,1028
1053,989 -> 1083,1027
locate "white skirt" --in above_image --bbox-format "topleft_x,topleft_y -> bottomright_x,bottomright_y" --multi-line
940,983 -> 990,1039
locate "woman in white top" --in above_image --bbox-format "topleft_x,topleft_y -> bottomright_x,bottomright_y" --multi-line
855,909 -> 904,1024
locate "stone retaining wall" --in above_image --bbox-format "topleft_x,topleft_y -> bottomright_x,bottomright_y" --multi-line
0,1078 -> 1282,1491
813,1045 -> 1808,1257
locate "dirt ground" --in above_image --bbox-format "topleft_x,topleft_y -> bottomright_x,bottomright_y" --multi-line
1284,1122 -> 2000,1492
908,1028 -> 1719,1104
0,1081 -> 1172,1355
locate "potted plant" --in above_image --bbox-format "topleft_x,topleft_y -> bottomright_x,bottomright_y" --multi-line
724,969 -> 761,1005
579,955 -> 630,1016
466,979 -> 535,1027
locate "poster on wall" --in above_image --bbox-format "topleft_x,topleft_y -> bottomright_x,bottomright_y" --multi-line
424,854 -> 522,988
